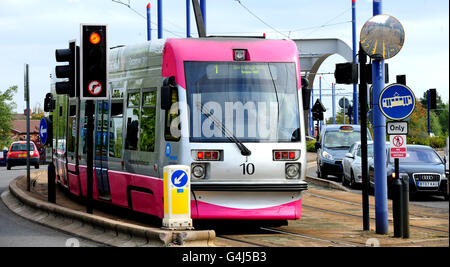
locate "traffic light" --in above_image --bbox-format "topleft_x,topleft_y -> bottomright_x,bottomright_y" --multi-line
311,99 -> 326,121
429,88 -> 437,109
44,93 -> 55,112
81,24 -> 108,99
334,63 -> 358,84
55,40 -> 79,97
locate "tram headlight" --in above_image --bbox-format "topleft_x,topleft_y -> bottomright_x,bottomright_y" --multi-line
192,164 -> 206,179
286,163 -> 300,179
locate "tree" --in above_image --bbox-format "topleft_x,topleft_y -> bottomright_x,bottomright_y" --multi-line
419,91 -> 449,137
0,85 -> 18,149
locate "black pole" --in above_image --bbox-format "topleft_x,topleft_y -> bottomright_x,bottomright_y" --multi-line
358,45 -> 370,231
396,75 -> 410,239
48,162 -> 56,203
402,173 -> 410,238
48,114 -> 56,203
25,64 -> 31,192
86,100 -> 94,214
392,158 -> 403,237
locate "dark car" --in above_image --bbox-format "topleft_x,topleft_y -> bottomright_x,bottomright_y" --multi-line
316,124 -> 372,179
6,141 -> 40,170
369,144 -> 447,197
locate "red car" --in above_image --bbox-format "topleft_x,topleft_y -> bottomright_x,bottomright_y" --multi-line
6,141 -> 40,170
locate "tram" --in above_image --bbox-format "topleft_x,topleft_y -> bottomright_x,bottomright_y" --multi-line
381,94 -> 412,108
51,37 -> 308,221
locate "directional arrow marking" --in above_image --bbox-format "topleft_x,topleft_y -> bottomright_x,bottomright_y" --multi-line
174,172 -> 185,185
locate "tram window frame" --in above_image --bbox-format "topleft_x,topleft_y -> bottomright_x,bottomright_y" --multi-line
125,90 -> 140,151
164,86 -> 180,142
109,101 -> 124,159
139,88 -> 157,152
67,103 -> 77,154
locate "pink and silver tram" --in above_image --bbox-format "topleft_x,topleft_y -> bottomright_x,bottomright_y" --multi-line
52,37 -> 307,221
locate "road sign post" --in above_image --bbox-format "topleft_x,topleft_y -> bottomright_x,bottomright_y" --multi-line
361,8 -> 406,235
163,165 -> 193,230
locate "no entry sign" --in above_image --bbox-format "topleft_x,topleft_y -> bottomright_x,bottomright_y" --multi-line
390,134 -> 407,158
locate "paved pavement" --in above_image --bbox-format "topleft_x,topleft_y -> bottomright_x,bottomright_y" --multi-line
305,152 -> 449,210
0,166 -> 102,247
1,158 -> 447,247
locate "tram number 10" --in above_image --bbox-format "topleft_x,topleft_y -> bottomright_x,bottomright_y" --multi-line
240,163 -> 255,175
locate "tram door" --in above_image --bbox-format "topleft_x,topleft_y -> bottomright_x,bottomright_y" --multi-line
95,101 -> 111,200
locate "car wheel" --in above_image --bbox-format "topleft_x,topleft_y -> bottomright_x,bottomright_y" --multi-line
7,165 -> 11,170
342,172 -> 348,185
350,171 -> 356,189
35,165 -> 39,169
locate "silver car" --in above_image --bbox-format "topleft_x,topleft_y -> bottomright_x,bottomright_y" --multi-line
342,141 -> 374,188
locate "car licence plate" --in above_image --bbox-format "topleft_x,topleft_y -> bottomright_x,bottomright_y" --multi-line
19,153 -> 27,157
417,181 -> 439,187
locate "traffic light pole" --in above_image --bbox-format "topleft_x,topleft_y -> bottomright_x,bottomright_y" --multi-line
352,0 -> 358,124
86,100 -> 94,214
358,45 -> 370,231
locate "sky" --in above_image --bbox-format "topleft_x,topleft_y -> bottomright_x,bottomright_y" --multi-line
0,0 -> 448,121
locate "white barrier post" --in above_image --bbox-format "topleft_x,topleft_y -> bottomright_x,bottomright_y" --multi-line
162,165 -> 193,230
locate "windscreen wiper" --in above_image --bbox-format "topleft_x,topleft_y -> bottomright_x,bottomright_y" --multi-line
198,103 -> 252,156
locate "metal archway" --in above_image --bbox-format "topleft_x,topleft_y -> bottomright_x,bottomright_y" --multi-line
293,38 -> 353,136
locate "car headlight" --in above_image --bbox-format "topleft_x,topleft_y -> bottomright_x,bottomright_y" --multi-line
322,151 -> 333,160
393,172 -> 409,180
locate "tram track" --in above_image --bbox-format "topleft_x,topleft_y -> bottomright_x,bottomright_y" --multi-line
216,228 -> 359,247
302,204 -> 449,235
304,191 -> 449,221
215,225 -> 362,247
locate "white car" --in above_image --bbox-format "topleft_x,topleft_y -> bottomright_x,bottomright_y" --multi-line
342,141 -> 374,188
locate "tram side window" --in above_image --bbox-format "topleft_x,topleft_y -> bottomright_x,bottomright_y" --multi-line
109,102 -> 123,158
139,90 -> 156,152
125,91 -> 140,150
67,104 -> 76,153
164,87 -> 180,141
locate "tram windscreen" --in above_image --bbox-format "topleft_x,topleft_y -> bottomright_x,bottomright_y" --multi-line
185,62 -> 301,142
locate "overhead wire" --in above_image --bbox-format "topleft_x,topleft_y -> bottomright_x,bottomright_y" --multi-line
233,0 -> 290,39
111,0 -> 184,37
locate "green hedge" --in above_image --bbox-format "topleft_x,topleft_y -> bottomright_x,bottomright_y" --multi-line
407,136 -> 447,148
307,140 -> 317,152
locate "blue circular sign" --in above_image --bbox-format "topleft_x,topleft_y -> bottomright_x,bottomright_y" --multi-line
40,117 -> 48,145
165,143 -> 171,157
171,170 -> 188,188
379,84 -> 415,120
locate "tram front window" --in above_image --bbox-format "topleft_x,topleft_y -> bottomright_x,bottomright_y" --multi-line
185,62 -> 301,143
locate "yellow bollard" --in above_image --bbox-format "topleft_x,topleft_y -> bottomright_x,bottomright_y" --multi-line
162,165 -> 193,230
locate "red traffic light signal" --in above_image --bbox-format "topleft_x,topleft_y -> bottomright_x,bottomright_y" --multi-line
81,24 -> 108,100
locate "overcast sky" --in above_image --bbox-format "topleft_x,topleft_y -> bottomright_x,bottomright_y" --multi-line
0,0 -> 448,120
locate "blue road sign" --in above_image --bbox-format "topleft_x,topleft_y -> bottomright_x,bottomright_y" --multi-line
171,170 -> 188,188
379,83 -> 415,120
40,117 -> 48,145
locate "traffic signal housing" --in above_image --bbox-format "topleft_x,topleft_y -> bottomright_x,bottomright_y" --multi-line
55,41 -> 79,97
334,63 -> 358,84
429,88 -> 437,109
81,24 -> 108,99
